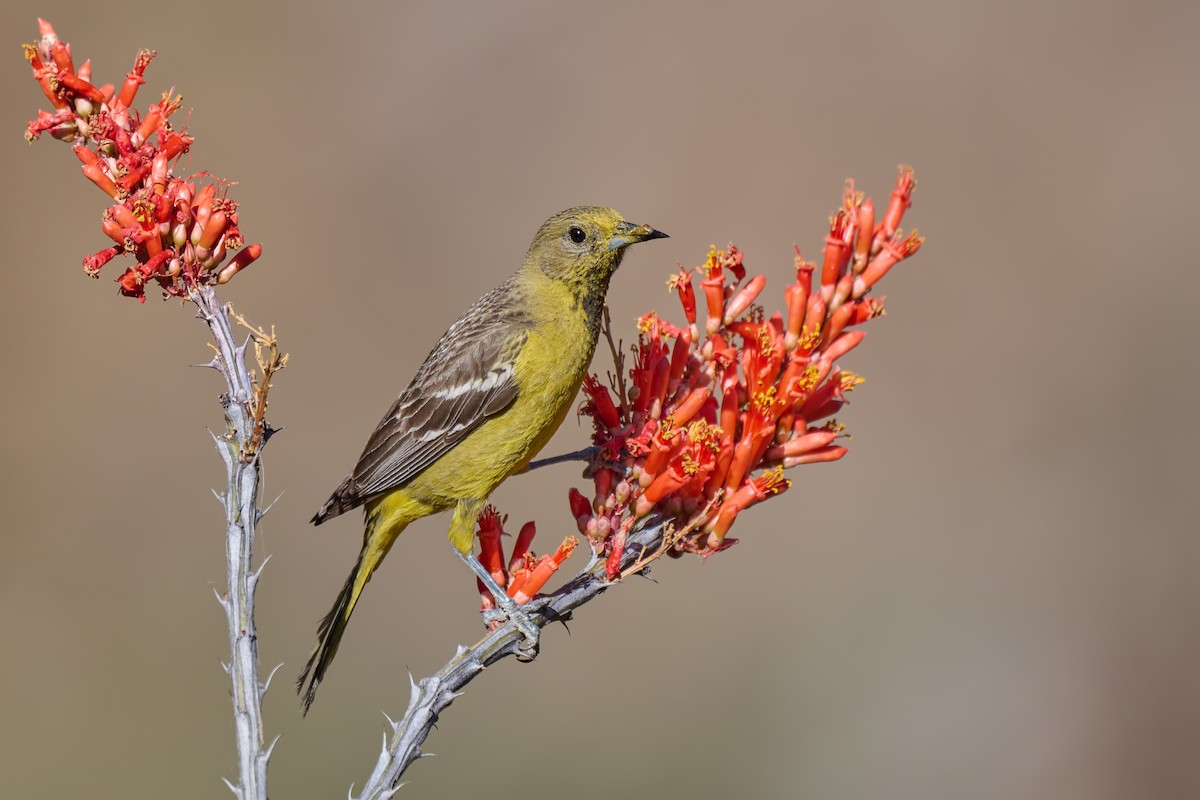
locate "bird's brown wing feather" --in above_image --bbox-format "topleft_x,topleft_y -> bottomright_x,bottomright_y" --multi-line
312,279 -> 532,523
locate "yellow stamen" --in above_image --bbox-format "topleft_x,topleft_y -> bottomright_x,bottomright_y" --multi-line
839,372 -> 865,392
797,365 -> 820,393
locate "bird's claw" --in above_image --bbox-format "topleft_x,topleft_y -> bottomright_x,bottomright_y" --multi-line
499,596 -> 541,653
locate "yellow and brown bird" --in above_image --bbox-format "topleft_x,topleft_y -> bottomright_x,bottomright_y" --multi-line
298,206 -> 666,712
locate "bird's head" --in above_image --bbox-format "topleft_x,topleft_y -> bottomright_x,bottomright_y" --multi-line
525,206 -> 667,288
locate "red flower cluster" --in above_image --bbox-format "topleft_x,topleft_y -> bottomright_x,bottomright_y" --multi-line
23,20 -> 261,302
476,170 -> 922,599
572,169 -> 923,580
473,507 -> 578,618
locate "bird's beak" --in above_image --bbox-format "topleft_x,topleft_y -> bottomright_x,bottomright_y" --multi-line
608,220 -> 669,252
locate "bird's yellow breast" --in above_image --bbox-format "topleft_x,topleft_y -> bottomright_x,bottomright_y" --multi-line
404,275 -> 597,507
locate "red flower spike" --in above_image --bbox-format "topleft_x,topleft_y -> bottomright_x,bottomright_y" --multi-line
508,521 -> 537,577
882,165 -> 916,238
511,537 -> 578,604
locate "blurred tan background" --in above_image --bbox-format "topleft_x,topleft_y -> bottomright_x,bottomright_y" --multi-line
2,1 -> 1197,798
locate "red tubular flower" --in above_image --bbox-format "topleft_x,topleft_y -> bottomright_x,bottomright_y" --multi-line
647,355 -> 671,419
568,488 -> 592,534
820,330 -> 866,366
669,386 -> 711,428
763,428 -> 838,461
636,457 -> 692,515
822,299 -> 856,345
701,273 -> 724,334
724,274 -> 766,325
508,521 -> 537,576
852,196 -> 874,274
882,165 -> 915,238
719,244 -> 746,282
667,327 -> 692,393
197,209 -> 228,250
116,49 -> 155,109
785,256 -> 813,352
81,163 -> 119,198
782,445 -> 847,469
705,467 -> 790,548
640,421 -> 679,485
82,245 -> 121,276
852,230 -> 923,299
57,70 -> 106,104
475,507 -> 508,610
849,296 -> 886,326
510,537 -> 578,604
581,373 -> 620,429
667,267 -> 697,325
799,291 -> 826,353
217,244 -> 262,284
820,210 -> 851,298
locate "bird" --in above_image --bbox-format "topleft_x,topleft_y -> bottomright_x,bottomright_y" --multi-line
297,206 -> 667,713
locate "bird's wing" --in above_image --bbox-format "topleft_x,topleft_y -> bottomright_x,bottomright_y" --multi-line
313,279 -> 531,523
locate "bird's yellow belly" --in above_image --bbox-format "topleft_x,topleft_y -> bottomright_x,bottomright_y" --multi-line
404,322 -> 594,506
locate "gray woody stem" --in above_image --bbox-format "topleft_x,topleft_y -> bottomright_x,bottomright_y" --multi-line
353,516 -> 667,800
193,286 -> 275,800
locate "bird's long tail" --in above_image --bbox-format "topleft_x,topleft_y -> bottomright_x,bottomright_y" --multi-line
297,509 -> 402,714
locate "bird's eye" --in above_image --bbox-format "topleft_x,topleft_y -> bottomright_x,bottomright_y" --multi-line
568,226 -> 587,244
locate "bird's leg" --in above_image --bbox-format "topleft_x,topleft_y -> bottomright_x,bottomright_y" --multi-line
449,498 -> 539,650
454,548 -> 540,648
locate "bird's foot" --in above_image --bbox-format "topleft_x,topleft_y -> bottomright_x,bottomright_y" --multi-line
496,595 -> 540,656
460,548 -> 540,654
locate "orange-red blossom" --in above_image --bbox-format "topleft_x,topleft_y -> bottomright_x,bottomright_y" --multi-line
473,506 -> 578,622
23,20 -> 263,302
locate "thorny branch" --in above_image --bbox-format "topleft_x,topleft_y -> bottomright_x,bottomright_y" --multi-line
195,287 -> 284,800
351,515 -> 671,800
